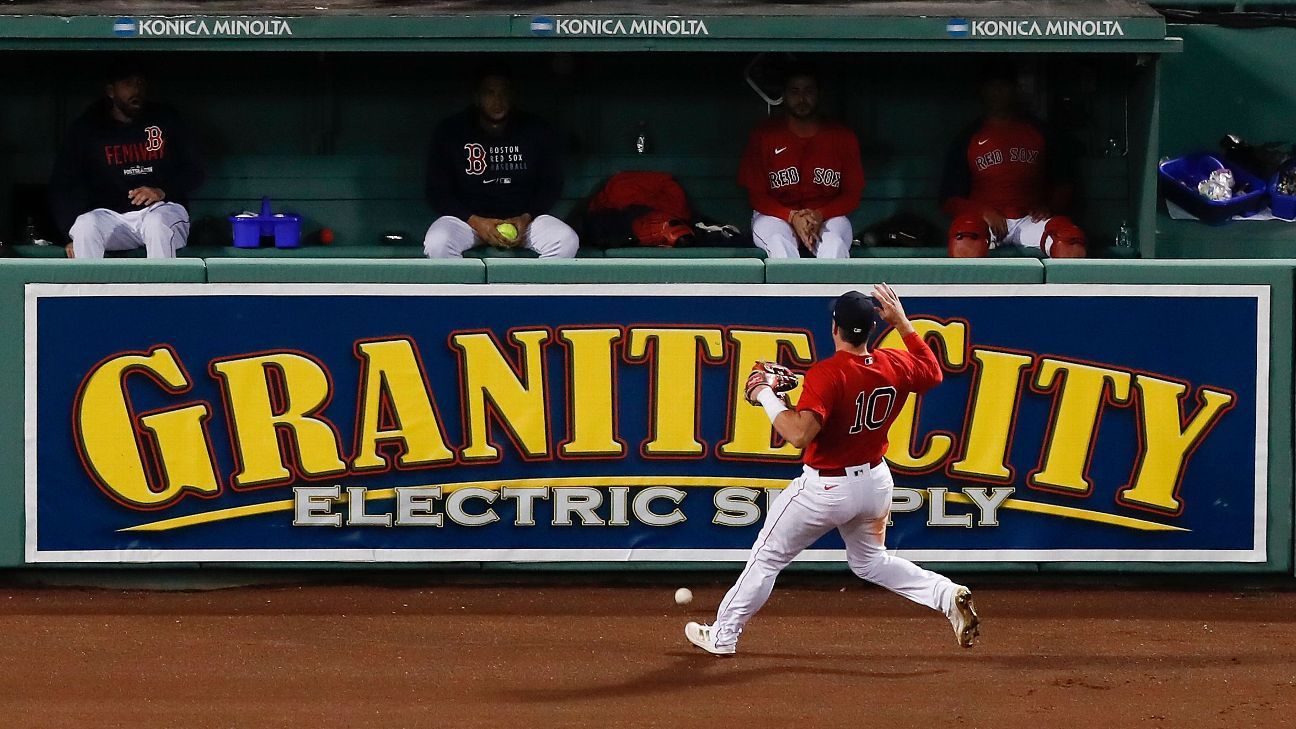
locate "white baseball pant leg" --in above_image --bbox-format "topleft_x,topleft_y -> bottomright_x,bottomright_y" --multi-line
713,463 -> 960,648
999,215 -> 1050,252
751,213 -> 852,259
424,215 -> 579,259
423,216 -> 479,259
523,214 -> 579,258
70,202 -> 190,259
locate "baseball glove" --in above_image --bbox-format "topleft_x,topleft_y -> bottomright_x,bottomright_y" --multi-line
745,361 -> 799,405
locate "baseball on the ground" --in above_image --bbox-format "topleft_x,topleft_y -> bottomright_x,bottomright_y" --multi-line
674,588 -> 693,606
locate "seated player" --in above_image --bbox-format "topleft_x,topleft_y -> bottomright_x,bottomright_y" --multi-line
939,66 -> 1086,258
739,65 -> 864,259
50,61 -> 204,259
423,68 -> 578,259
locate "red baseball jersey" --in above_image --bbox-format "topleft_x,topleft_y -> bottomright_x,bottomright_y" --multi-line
738,119 -> 865,221
795,332 -> 943,470
964,118 -> 1046,219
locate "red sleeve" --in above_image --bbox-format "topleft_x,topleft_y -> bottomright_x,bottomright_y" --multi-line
795,363 -> 838,424
739,128 -> 794,221
897,331 -> 944,393
816,129 -> 864,220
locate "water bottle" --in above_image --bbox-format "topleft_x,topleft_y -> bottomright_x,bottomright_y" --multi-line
1115,220 -> 1133,248
634,122 -> 649,155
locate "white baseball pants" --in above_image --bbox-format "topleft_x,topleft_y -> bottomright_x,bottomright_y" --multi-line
751,212 -> 852,259
423,214 -> 579,259
713,462 -> 961,648
69,202 -> 190,259
993,215 -> 1051,251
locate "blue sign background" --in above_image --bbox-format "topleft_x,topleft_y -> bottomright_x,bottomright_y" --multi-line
30,287 -> 1264,560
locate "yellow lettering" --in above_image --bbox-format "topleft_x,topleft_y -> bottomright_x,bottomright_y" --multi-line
880,320 -> 967,471
352,339 -> 454,470
1028,358 -> 1132,495
627,328 -> 725,456
559,328 -> 625,457
718,329 -> 813,459
75,347 -> 218,507
211,352 -> 347,488
1119,376 -> 1235,514
949,349 -> 1033,481
450,330 -> 551,461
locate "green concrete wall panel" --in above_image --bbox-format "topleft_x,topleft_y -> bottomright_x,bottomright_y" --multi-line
484,259 -> 766,283
764,259 -> 1046,284
204,258 -> 484,283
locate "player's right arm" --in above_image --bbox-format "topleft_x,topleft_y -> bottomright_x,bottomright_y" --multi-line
424,119 -> 472,221
738,127 -> 795,222
49,122 -> 90,239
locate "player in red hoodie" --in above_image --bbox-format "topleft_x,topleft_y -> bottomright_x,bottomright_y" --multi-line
739,67 -> 865,259
939,67 -> 1086,258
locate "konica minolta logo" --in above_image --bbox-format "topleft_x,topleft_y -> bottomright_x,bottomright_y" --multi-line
946,18 -> 970,38
530,16 -> 557,36
112,16 -> 294,38
113,18 -> 139,37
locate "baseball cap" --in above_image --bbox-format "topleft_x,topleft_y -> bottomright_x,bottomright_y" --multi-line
102,56 -> 146,85
831,290 -> 879,337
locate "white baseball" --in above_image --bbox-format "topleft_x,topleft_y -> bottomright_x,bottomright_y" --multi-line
674,587 -> 693,606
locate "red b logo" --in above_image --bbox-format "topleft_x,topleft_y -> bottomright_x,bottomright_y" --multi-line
464,143 -> 487,175
144,126 -> 164,152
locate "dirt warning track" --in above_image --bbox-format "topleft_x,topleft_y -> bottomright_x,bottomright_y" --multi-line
0,581 -> 1293,728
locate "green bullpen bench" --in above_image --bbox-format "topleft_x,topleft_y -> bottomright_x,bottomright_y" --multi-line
17,148 -> 1132,260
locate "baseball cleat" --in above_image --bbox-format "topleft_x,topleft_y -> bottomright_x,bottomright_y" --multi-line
949,587 -> 980,648
684,622 -> 736,656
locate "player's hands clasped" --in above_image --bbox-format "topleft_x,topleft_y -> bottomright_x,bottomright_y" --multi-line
789,209 -> 823,252
981,207 -> 1008,240
506,213 -> 532,246
468,215 -> 513,248
128,187 -> 166,207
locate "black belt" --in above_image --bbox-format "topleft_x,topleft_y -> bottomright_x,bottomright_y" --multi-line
815,460 -> 882,476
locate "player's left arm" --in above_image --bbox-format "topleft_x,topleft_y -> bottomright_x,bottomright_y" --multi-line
748,361 -> 828,449
815,130 -> 865,220
1041,124 -> 1079,215
528,120 -> 565,218
166,111 -> 206,197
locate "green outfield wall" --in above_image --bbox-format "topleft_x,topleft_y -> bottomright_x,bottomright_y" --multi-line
3,258 -> 1290,574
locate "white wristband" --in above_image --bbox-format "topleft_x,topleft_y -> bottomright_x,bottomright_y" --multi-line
756,388 -> 789,422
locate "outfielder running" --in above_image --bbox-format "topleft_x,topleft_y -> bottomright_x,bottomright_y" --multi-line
685,285 -> 979,655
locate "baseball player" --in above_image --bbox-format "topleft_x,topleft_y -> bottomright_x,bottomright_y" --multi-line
50,61 -> 204,259
738,66 -> 864,259
685,285 -> 979,655
939,66 -> 1085,258
424,69 -> 578,259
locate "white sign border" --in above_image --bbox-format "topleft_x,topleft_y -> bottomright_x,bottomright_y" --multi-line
24,282 -> 1272,564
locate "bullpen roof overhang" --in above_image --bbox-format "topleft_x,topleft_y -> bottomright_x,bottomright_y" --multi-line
0,0 -> 1181,52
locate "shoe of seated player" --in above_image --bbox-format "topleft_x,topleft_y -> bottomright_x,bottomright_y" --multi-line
685,621 -> 736,656
948,586 -> 980,648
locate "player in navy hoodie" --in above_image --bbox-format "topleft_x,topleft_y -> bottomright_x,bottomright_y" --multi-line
423,69 -> 577,258
50,62 -> 204,258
